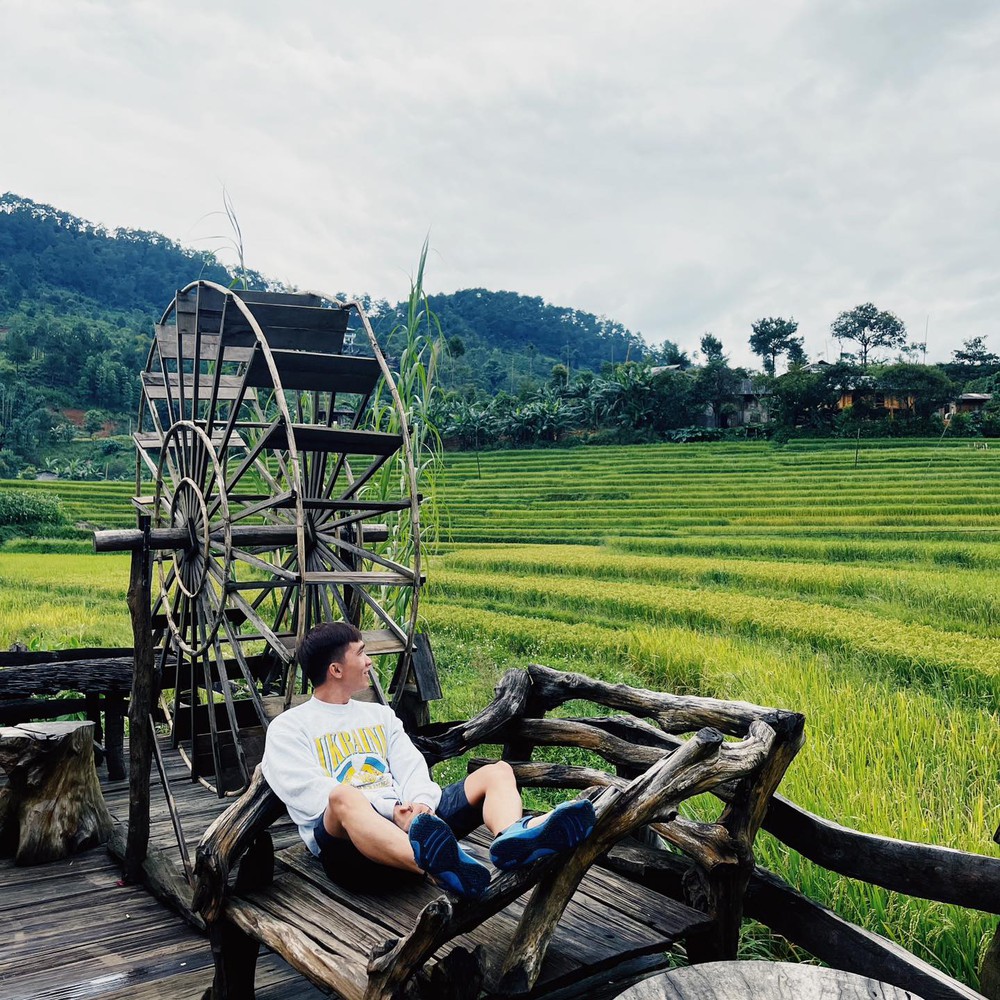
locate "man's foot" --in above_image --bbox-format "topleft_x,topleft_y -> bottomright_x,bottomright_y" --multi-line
489,799 -> 596,871
409,813 -> 490,899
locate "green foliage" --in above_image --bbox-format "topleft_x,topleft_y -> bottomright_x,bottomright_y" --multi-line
648,339 -> 691,368
952,336 -> 999,367
0,488 -> 64,526
698,332 -> 725,363
874,362 -> 955,420
691,358 -> 747,429
420,440 -> 998,986
749,316 -> 800,376
83,409 -> 105,434
0,193 -> 246,314
831,302 -> 908,366
4,440 -> 998,984
368,239 -> 444,623
0,379 -> 51,460
0,450 -> 20,479
373,287 -> 649,395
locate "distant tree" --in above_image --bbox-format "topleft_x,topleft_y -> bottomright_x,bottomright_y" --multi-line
4,326 -> 32,373
691,336 -> 746,429
952,336 -> 999,367
549,363 -> 569,388
769,365 -> 845,431
84,409 -> 105,435
831,303 -> 907,366
874,363 -> 955,421
648,368 -> 696,431
699,333 -> 726,364
0,380 -> 49,459
651,340 -> 691,369
785,337 -> 808,368
749,317 -> 799,375
446,336 -> 466,358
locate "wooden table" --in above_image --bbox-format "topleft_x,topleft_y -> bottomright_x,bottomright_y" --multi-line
616,961 -> 924,999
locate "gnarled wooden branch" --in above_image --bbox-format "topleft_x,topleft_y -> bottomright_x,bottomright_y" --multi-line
192,765 -> 286,923
494,721 -> 777,994
365,895 -> 454,1000
469,758 -> 739,869
500,717 -> 667,770
525,663 -> 801,739
413,668 -> 533,765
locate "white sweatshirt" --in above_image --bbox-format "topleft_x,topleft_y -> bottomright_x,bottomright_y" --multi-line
261,696 -> 442,856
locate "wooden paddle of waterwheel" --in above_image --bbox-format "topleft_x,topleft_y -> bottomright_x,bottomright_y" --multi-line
97,282 -> 427,796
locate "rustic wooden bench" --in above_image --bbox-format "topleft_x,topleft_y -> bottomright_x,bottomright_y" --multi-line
192,665 -> 805,999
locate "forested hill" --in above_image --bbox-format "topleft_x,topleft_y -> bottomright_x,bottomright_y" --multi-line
0,193 -> 263,315
425,288 -> 646,372
0,193 -> 650,405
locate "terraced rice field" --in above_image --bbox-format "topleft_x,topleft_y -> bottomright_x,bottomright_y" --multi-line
1,438 -> 997,986
426,439 -> 999,987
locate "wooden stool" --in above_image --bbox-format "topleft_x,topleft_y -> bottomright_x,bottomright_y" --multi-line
0,720 -> 113,864
616,961 -> 924,999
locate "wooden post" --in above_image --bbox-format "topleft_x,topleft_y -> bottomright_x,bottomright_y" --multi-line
125,515 -> 154,883
85,692 -> 104,768
104,695 -> 126,780
981,924 -> 1000,1000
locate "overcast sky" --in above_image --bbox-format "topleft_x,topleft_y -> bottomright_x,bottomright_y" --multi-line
3,0 -> 999,368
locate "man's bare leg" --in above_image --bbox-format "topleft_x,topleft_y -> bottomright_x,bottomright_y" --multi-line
464,760 -> 560,834
324,784 -> 490,898
323,784 -> 421,872
463,760 -> 522,834
466,761 -> 596,872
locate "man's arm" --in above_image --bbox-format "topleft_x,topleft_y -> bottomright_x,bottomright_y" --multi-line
385,711 -> 442,813
261,717 -> 337,823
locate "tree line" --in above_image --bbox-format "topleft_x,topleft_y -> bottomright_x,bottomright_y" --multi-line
433,307 -> 1000,450
1,193 -> 999,474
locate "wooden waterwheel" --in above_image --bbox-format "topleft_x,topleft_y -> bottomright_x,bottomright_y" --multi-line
122,282 -> 422,795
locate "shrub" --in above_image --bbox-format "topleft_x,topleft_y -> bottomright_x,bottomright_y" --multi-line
84,409 -> 105,435
0,489 -> 65,526
0,450 -> 21,479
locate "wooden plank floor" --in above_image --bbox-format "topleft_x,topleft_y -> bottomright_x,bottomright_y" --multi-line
0,739 -> 324,1000
1,740 -> 690,1000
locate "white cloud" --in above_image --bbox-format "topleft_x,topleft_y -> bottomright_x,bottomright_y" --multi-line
2,0 -> 998,367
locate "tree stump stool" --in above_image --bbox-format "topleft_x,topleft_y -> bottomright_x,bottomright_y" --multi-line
0,721 -> 113,864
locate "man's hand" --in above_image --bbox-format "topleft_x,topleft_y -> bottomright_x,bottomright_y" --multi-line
392,801 -> 433,832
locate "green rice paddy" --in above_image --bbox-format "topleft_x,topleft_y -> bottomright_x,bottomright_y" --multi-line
1,437 -> 997,986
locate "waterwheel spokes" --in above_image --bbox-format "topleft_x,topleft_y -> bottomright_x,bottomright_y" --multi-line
135,283 -> 423,795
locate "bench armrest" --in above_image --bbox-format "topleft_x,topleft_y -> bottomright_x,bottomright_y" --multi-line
192,765 -> 287,923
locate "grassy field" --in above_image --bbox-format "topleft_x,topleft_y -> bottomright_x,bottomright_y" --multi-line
1,437 -> 997,986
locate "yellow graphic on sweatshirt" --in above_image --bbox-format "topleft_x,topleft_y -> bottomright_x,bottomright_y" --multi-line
314,725 -> 390,791
334,755 -> 388,788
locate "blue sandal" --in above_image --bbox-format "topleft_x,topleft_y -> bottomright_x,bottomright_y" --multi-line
409,813 -> 490,899
489,799 -> 596,871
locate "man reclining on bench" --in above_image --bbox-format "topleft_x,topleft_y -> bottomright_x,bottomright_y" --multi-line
262,622 -> 595,899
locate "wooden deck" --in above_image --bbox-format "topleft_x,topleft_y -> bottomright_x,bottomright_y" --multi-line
0,739 -> 324,1000
1,736 -> 701,1000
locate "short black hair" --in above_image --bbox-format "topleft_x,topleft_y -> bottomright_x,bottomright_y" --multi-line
298,622 -> 364,688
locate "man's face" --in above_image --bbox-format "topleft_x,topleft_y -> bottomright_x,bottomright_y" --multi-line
333,640 -> 372,694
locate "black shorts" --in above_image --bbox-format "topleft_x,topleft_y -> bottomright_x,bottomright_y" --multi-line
313,779 -> 483,892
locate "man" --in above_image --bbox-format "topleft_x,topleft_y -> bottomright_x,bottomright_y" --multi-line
262,622 -> 595,899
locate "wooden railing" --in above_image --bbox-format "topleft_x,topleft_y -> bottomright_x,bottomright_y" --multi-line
417,664 -> 997,1000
